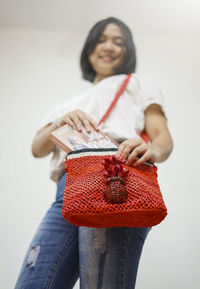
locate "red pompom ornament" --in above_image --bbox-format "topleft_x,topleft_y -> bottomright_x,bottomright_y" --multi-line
102,155 -> 129,204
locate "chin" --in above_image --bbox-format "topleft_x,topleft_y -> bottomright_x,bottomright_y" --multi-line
97,65 -> 115,75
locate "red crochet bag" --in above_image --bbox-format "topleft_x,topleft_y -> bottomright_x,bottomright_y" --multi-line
62,74 -> 167,228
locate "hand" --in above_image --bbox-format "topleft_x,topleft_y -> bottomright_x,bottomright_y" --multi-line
54,109 -> 99,133
116,137 -> 161,166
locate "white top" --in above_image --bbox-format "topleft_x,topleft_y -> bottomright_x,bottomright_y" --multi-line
39,73 -> 167,183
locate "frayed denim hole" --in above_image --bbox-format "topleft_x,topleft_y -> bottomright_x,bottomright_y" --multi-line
26,244 -> 41,269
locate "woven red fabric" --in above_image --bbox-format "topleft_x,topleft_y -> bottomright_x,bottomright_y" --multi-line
62,149 -> 167,228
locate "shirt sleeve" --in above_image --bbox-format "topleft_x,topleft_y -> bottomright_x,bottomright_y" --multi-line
135,74 -> 168,120
39,93 -> 87,129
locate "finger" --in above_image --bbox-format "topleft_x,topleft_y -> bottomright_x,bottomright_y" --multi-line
117,141 -> 136,160
69,115 -> 82,131
120,143 -> 136,161
78,112 -> 99,132
62,116 -> 74,127
126,144 -> 147,166
120,138 -> 142,160
88,118 -> 100,131
133,151 -> 153,166
76,111 -> 95,132
116,141 -> 128,158
81,118 -> 91,133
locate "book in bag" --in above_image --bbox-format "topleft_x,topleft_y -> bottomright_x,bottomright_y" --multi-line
49,124 -> 119,153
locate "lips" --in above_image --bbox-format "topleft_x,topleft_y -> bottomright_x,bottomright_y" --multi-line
99,55 -> 115,62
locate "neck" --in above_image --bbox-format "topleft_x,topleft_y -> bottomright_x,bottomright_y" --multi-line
93,73 -> 113,84
93,74 -> 105,84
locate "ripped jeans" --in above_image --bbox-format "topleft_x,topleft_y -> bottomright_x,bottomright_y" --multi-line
14,172 -> 152,289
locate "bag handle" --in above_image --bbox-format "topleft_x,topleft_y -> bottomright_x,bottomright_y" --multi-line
97,74 -> 149,143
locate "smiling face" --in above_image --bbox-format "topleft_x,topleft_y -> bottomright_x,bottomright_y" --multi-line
89,23 -> 126,83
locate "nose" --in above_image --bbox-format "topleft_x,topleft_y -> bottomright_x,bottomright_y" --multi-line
102,39 -> 115,51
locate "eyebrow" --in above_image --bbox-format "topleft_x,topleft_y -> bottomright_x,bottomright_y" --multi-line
100,34 -> 124,40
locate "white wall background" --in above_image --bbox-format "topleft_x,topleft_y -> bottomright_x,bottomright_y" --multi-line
0,1 -> 200,288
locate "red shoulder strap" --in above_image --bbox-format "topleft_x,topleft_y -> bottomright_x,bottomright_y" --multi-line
98,74 -> 132,126
97,74 -> 149,144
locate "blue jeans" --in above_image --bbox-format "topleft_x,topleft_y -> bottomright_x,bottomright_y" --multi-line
14,172 -> 152,289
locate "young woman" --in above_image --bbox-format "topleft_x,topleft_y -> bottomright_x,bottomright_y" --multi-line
15,17 -> 173,289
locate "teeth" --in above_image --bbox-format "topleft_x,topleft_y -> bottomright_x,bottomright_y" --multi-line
101,56 -> 113,61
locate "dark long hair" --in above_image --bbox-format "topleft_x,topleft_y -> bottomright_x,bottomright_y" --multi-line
80,17 -> 137,82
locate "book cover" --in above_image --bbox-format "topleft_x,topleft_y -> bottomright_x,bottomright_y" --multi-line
49,124 -> 119,153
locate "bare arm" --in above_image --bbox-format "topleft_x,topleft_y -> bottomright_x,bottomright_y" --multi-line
143,103 -> 174,163
31,122 -> 57,158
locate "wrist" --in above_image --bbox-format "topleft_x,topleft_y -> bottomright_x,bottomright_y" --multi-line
51,118 -> 61,130
148,143 -> 162,163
